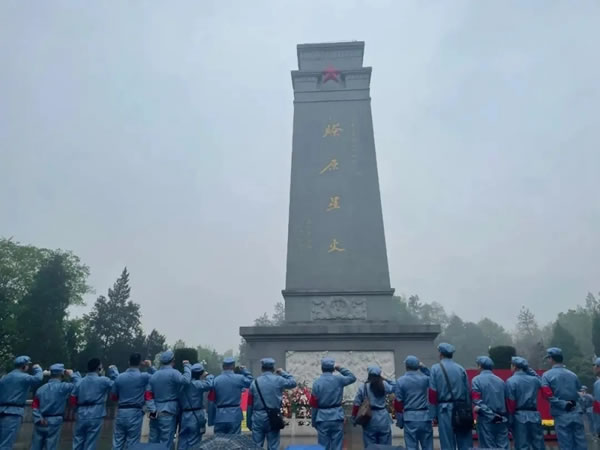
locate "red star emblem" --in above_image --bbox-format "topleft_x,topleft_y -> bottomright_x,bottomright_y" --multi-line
322,65 -> 340,83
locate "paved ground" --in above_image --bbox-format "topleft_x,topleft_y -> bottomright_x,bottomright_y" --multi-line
14,419 -> 597,449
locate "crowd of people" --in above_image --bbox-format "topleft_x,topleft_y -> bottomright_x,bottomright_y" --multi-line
0,343 -> 598,450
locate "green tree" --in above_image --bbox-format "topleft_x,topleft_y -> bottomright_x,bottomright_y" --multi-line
406,295 -> 448,327
143,329 -> 167,361
0,238 -> 90,368
14,255 -> 71,366
550,321 -> 582,361
592,313 -> 600,357
556,309 -> 592,357
437,315 -> 489,368
514,307 -> 545,369
478,318 -> 513,346
65,318 -> 85,369
197,345 -> 223,375
82,268 -> 144,369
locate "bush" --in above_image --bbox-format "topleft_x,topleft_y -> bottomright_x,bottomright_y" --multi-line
489,346 -> 517,369
174,348 -> 198,372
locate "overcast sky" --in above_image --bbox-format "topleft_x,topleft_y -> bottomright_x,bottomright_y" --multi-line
2,1 -> 599,352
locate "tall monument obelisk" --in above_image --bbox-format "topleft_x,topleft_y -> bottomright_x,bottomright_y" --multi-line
284,41 -> 394,322
241,42 -> 439,393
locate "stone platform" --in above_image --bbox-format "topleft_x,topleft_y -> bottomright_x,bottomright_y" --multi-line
240,322 -> 440,397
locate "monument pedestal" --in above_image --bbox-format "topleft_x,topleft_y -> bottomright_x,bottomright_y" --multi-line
240,322 -> 440,399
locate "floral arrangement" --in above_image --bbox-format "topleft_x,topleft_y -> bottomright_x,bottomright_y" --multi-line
282,383 -> 312,425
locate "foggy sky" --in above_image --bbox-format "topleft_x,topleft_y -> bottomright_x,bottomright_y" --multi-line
2,1 -> 599,352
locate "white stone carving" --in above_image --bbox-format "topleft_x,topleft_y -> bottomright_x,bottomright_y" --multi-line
311,297 -> 367,320
285,351 -> 395,402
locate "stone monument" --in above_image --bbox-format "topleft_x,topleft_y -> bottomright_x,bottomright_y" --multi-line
240,41 -> 439,398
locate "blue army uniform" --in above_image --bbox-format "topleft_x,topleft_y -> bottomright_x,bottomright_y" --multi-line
0,356 -> 43,449
31,364 -> 81,450
471,356 -> 509,449
578,387 -> 594,434
428,343 -> 473,450
310,357 -> 356,450
541,347 -> 587,450
394,356 -> 433,450
594,358 -> 600,435
247,358 -> 297,450
146,351 -> 191,449
207,357 -> 253,435
352,365 -> 394,448
111,363 -> 156,450
505,357 -> 545,450
72,365 -> 118,450
178,363 -> 214,450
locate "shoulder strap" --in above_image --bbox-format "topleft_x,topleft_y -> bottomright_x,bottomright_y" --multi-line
439,361 -> 456,403
253,378 -> 271,410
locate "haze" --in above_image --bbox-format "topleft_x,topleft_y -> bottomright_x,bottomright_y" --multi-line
1,1 -> 599,352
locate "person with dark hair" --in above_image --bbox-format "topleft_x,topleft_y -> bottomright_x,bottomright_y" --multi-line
31,364 -> 81,450
351,365 -> 394,447
0,355 -> 43,448
71,357 -> 118,450
471,356 -> 509,449
111,353 -> 155,450
309,357 -> 356,450
146,350 -> 191,449
541,347 -> 586,449
247,357 -> 297,450
207,356 -> 253,435
428,343 -> 473,450
394,356 -> 433,450
505,356 -> 545,450
177,363 -> 214,449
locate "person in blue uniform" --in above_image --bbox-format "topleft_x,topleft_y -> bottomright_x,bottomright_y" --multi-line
207,356 -> 253,435
428,343 -> 473,450
111,353 -> 155,450
31,364 -> 81,450
247,357 -> 297,450
541,347 -> 587,450
505,356 -> 545,450
178,362 -> 214,450
0,355 -> 43,449
351,365 -> 394,447
578,386 -> 594,435
394,355 -> 433,450
471,355 -> 509,449
309,357 -> 356,450
593,357 -> 600,436
146,350 -> 191,449
71,357 -> 118,450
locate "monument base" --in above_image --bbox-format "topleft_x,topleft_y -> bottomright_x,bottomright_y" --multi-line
240,322 -> 440,399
